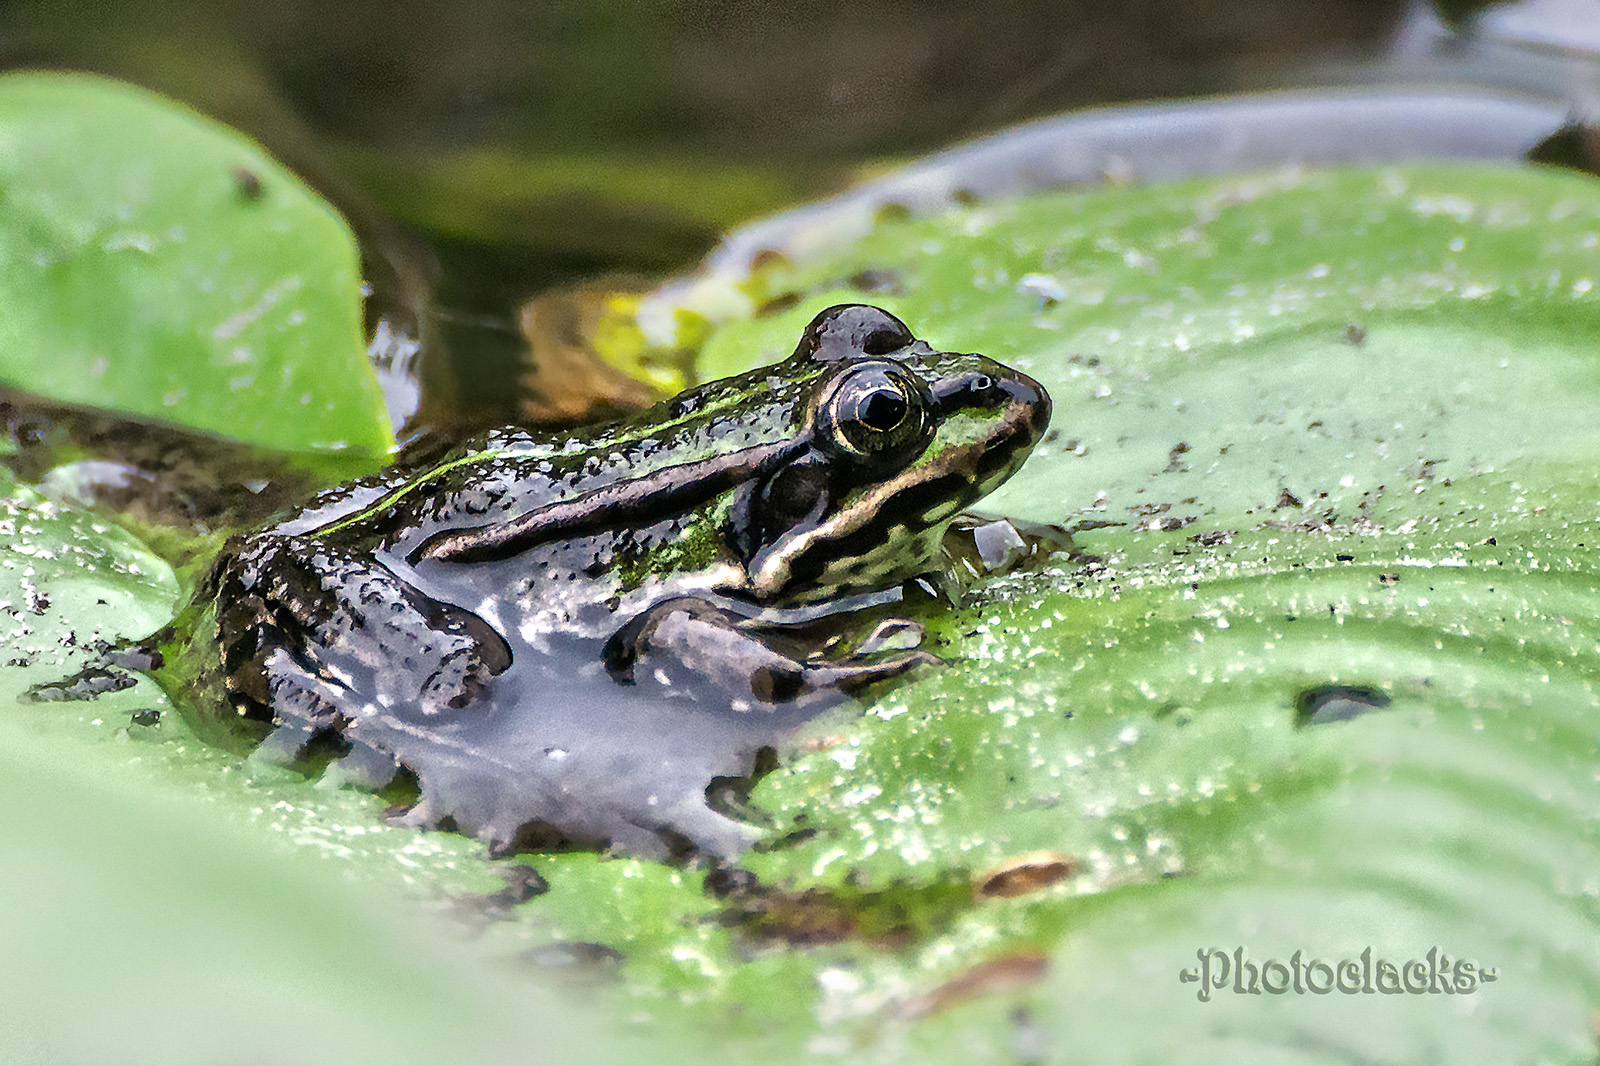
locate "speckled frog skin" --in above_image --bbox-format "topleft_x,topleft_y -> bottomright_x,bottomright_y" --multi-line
172,305 -> 1051,858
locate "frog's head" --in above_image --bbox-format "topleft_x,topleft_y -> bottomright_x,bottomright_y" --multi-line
738,304 -> 1051,604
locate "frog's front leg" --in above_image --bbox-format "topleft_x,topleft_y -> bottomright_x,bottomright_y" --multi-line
603,597 -> 938,710
249,647 -> 418,791
232,537 -> 510,779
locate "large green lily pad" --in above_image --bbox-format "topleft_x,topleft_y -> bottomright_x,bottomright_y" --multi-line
639,162 -> 1600,1060
5,157 -> 1598,1063
0,71 -> 391,459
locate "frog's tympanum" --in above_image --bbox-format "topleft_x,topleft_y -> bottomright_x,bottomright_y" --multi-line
165,306 -> 1050,858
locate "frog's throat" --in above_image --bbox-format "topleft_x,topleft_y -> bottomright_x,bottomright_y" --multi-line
409,439 -> 805,565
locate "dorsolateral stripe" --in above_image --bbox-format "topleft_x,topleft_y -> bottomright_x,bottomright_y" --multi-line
307,447 -> 526,540
412,439 -> 804,564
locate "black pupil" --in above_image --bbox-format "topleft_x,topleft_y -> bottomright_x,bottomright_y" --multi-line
858,387 -> 907,431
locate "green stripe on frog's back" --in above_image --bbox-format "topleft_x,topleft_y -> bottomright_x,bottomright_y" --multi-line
308,363 -> 821,547
412,438 -> 803,564
305,445 -> 539,540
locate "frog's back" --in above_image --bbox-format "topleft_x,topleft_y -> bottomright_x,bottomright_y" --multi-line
275,365 -> 818,558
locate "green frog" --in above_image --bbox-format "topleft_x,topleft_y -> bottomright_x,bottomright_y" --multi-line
164,305 -> 1050,859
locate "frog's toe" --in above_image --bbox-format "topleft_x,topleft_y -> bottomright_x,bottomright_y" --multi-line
391,789 -> 443,832
815,649 -> 942,694
598,823 -> 676,862
251,718 -> 320,766
318,740 -> 401,792
649,799 -> 763,861
852,618 -> 925,655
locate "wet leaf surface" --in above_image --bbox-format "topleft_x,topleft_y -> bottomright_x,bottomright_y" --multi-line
0,72 -> 390,459
4,160 -> 1599,1063
650,162 -> 1600,1060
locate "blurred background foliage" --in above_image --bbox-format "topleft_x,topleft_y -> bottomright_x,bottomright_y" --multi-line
3,0 -> 1405,276
3,0 -> 1424,424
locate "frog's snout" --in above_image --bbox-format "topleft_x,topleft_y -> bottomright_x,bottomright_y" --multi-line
1004,369 -> 1052,444
965,366 -> 1051,497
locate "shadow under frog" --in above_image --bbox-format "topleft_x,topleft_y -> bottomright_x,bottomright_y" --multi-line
158,305 -> 1051,861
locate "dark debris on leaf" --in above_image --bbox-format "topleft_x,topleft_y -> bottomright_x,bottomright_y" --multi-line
1294,684 -> 1392,727
447,863 -> 551,927
974,852 -> 1077,900
715,878 -> 972,950
704,866 -> 760,900
895,952 -> 1050,1021
231,164 -> 265,202
519,941 -> 624,983
471,863 -> 551,916
21,664 -> 137,702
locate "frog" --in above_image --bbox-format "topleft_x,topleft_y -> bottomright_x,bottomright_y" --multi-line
160,304 -> 1051,860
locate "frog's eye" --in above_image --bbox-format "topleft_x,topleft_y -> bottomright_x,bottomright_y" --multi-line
797,304 -> 916,362
817,363 -> 932,462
